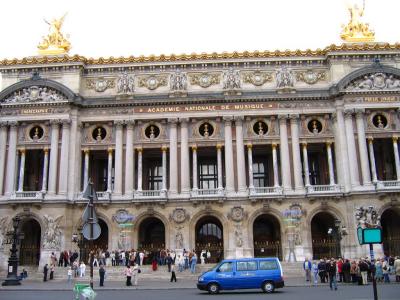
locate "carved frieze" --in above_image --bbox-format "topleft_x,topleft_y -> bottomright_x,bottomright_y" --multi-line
296,70 -> 326,84
242,71 -> 272,86
86,78 -> 115,92
170,208 -> 189,224
3,86 -> 67,104
345,73 -> 400,91
276,66 -> 295,89
223,68 -> 241,90
117,72 -> 135,94
170,70 -> 187,91
138,75 -> 168,90
228,206 -> 247,222
42,215 -> 63,250
189,73 -> 220,88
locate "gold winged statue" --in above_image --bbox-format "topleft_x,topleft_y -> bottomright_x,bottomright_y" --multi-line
38,13 -> 71,55
340,0 -> 375,43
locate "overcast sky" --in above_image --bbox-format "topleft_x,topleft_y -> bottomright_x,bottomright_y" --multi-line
0,0 -> 398,59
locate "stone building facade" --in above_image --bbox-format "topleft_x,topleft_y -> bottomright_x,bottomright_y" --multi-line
0,44 -> 400,268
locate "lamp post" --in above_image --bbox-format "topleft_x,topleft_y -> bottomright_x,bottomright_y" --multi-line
328,218 -> 347,258
2,216 -> 24,286
72,228 -> 84,263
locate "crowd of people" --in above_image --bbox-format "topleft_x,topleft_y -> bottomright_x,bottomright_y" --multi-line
303,256 -> 400,290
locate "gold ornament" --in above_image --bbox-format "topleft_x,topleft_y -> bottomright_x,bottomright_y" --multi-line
38,13 -> 71,55
340,1 -> 375,43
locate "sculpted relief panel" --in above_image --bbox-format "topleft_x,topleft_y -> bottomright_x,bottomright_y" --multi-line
345,73 -> 400,91
3,86 -> 67,104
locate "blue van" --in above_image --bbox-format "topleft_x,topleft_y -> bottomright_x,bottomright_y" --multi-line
197,257 -> 284,294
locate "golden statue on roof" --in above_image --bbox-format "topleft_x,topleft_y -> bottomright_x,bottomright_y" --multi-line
341,0 -> 375,43
38,13 -> 71,55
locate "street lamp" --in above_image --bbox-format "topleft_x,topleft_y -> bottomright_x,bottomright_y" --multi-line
2,216 -> 24,286
72,227 -> 84,262
328,218 -> 348,258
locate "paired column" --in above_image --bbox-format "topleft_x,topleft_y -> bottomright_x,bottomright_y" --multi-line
344,109 -> 361,188
114,121 -> 123,195
279,115 -> 292,191
0,123 -> 8,195
58,120 -> 71,194
235,117 -> 246,192
355,110 -> 372,186
48,120 -> 60,194
247,144 -> 254,190
272,143 -> 280,187
302,143 -> 310,186
180,118 -> 190,194
223,117 -> 235,193
290,115 -> 304,191
83,148 -> 90,189
107,148 -> 113,192
326,142 -> 335,185
125,121 -> 135,195
136,147 -> 143,192
216,144 -> 223,191
5,122 -> 18,196
41,148 -> 49,193
17,149 -> 26,192
368,138 -> 378,182
168,119 -> 178,194
392,137 -> 400,181
192,145 -> 198,191
161,146 -> 168,191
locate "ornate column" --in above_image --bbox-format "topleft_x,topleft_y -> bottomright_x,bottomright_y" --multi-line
180,118 -> 190,194
162,146 -> 168,191
326,141 -> 335,185
83,148 -> 90,189
48,120 -> 60,195
114,121 -> 124,195
344,109 -> 360,188
224,117 -> 235,193
41,148 -> 49,193
67,116 -> 80,200
355,109 -> 372,186
235,116 -> 246,192
58,120 -> 71,195
302,143 -> 310,186
168,119 -> 178,195
272,143 -> 280,187
0,123 -> 8,195
290,114 -> 304,192
5,122 -> 18,196
217,144 -> 223,191
368,138 -> 378,182
247,144 -> 254,191
192,145 -> 198,191
107,148 -> 113,192
17,149 -> 26,192
392,136 -> 400,181
279,115 -> 292,191
137,147 -> 143,192
125,121 -> 135,196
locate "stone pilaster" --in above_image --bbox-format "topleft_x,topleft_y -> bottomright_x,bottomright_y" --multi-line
136,147 -> 143,192
192,145 -> 198,191
180,118 -> 190,195
41,148 -> 49,193
216,144 -> 223,191
392,136 -> 400,181
17,148 -> 26,192
278,115 -> 292,191
290,114 -> 304,192
83,148 -> 90,189
326,141 -> 335,185
355,109 -> 372,186
125,120 -> 135,196
368,138 -> 378,182
0,122 -> 8,195
168,119 -> 178,195
162,145 -> 168,191
235,116 -> 246,193
48,120 -> 60,195
58,119 -> 71,195
4,122 -> 18,196
223,116 -> 235,194
272,143 -> 280,187
302,143 -> 310,186
107,148 -> 113,193
114,121 -> 124,195
344,109 -> 360,188
247,144 -> 254,191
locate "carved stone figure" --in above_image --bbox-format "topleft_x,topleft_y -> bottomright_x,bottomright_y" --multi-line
117,72 -> 135,94
347,73 -> 400,91
37,13 -> 71,54
175,226 -> 184,249
276,66 -> 295,88
223,68 -> 241,90
234,224 -> 243,247
0,216 -> 9,249
170,208 -> 188,224
228,206 -> 247,222
42,215 -> 63,250
3,86 -> 67,104
170,70 -> 187,91
341,2 -> 375,42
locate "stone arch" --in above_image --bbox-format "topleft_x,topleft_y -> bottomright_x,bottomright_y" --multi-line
189,209 -> 228,261
379,205 -> 400,256
247,208 -> 284,259
333,63 -> 400,93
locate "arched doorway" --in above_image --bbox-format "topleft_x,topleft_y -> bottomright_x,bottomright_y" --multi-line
381,209 -> 400,256
195,216 -> 223,263
19,219 -> 41,265
138,217 -> 165,264
253,214 -> 282,260
311,212 -> 339,259
82,219 -> 109,263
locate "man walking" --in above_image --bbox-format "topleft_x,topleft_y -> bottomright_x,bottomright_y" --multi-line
170,264 -> 177,282
327,258 -> 337,291
43,264 -> 49,282
99,265 -> 105,287
303,258 -> 312,282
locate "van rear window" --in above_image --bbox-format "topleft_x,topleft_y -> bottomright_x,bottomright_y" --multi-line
259,260 -> 278,270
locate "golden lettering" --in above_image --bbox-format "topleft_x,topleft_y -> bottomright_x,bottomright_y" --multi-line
21,108 -> 50,114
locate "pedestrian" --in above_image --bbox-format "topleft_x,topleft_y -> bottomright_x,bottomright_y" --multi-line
170,263 -> 177,282
359,258 -> 369,285
139,251 -> 145,266
375,259 -> 383,282
49,264 -> 55,280
350,260 -> 358,283
311,261 -> 319,286
342,259 -> 351,283
177,255 -> 184,272
327,258 -> 337,291
99,265 -> 105,287
166,253 -> 172,272
43,264 -> 48,282
303,258 -> 312,282
318,259 -> 327,283
79,261 -> 86,277
190,252 -> 198,274
132,263 -> 140,287
125,265 -> 133,286
382,258 -> 390,283
394,256 -> 400,282
337,258 -> 343,282
67,267 -> 72,284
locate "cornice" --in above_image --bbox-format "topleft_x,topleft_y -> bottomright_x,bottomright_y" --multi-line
1,43 -> 400,68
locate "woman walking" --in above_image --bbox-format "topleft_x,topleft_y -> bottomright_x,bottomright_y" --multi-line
125,265 -> 133,286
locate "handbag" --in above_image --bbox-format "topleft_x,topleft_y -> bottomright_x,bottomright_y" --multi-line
138,269 -> 141,273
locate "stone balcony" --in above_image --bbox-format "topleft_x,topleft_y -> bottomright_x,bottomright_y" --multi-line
190,188 -> 225,201
375,180 -> 400,192
249,186 -> 283,198
11,191 -> 44,200
133,190 -> 167,202
306,184 -> 342,195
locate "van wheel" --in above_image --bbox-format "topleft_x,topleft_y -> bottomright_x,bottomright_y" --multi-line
208,283 -> 220,294
262,281 -> 275,293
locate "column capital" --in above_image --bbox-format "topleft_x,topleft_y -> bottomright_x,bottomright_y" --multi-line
344,108 -> 354,118
107,147 -> 114,154
246,143 -> 253,149
355,108 -> 366,117
191,144 -> 198,151
50,119 -> 61,126
114,120 -> 124,128
271,143 -> 278,149
43,147 -> 49,154
18,148 -> 26,154
301,142 -> 308,147
83,148 -> 90,154
168,118 -> 179,126
234,115 -> 244,124
223,116 -> 233,124
61,119 -> 71,126
179,117 -> 190,125
136,147 -> 143,153
289,114 -> 300,122
368,136 -> 374,144
126,120 -> 135,129
393,136 -> 399,143
326,140 -> 333,146
0,121 -> 8,128
8,121 -> 18,128
161,145 -> 168,152
278,114 -> 288,123
216,144 -> 223,150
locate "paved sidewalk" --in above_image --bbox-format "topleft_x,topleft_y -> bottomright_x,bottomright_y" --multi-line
1,277 -> 399,291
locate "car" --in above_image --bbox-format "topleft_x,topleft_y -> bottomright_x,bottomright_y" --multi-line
197,257 -> 284,294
